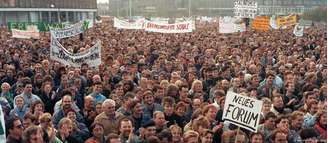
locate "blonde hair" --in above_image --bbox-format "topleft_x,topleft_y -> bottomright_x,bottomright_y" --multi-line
160,80 -> 170,88
169,125 -> 182,134
39,113 -> 52,122
183,130 -> 199,142
191,115 -> 210,132
261,97 -> 272,105
191,80 -> 202,91
175,80 -> 183,87
58,118 -> 72,129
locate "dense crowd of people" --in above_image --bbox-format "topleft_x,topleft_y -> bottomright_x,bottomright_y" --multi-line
0,17 -> 326,143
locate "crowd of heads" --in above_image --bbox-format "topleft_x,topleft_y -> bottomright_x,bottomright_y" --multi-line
0,17 -> 326,143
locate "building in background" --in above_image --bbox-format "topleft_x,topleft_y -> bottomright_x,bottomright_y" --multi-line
98,0 -> 326,17
0,0 -> 97,25
257,0 -> 326,15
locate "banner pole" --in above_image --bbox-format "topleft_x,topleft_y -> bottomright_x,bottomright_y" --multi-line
234,127 -> 240,143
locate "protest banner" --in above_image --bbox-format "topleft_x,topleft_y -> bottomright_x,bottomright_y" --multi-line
299,19 -> 312,28
176,17 -> 196,30
8,22 -> 65,32
276,15 -> 297,29
86,19 -> 94,29
175,17 -> 190,22
12,25 -> 40,39
293,24 -> 304,37
113,17 -> 145,30
269,15 -> 279,30
234,0 -> 258,19
219,17 -> 246,33
50,38 -> 102,67
8,20 -> 91,32
143,20 -> 193,33
219,17 -> 235,33
251,16 -> 270,31
50,21 -> 85,39
222,91 -> 263,132
12,29 -> 40,39
50,20 -> 101,67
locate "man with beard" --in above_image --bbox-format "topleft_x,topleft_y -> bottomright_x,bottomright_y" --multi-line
1,82 -> 14,109
14,78 -> 41,109
118,118 -> 140,143
52,91 -> 85,128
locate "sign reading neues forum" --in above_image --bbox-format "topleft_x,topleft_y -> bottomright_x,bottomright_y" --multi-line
222,91 -> 263,132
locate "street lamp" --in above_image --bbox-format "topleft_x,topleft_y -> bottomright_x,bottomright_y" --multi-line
116,0 -> 120,17
129,0 -> 132,19
50,4 -> 60,23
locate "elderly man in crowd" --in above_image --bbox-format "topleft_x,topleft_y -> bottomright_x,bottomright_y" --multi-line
94,99 -> 124,135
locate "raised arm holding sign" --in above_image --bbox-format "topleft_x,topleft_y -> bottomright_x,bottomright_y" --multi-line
222,91 -> 263,132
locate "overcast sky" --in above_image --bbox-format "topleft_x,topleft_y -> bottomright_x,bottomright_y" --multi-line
97,0 -> 108,3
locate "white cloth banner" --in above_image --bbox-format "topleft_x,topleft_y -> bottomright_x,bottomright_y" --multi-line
50,21 -> 84,39
143,20 -> 193,33
222,91 -> 263,132
12,25 -> 40,39
293,24 -> 304,37
219,17 -> 246,33
177,17 -> 196,30
114,17 -> 145,29
50,39 -> 101,67
234,0 -> 258,19
299,19 -> 312,28
12,29 -> 40,39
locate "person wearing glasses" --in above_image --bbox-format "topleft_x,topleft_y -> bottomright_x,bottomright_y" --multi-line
6,116 -> 23,143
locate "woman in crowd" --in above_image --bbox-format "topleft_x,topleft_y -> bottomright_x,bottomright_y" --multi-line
30,100 -> 45,124
85,122 -> 106,143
